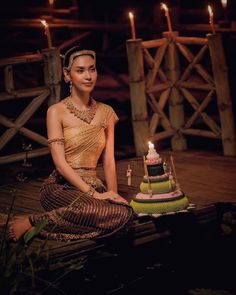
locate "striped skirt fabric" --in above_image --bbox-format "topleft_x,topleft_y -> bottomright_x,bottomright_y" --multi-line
29,170 -> 134,240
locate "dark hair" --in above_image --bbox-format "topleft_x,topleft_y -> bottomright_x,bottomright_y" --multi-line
63,46 -> 95,69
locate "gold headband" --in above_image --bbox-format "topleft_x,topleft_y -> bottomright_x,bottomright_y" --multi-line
66,50 -> 96,70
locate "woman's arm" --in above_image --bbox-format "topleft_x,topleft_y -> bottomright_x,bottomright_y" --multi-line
47,105 -> 91,193
102,115 -> 118,192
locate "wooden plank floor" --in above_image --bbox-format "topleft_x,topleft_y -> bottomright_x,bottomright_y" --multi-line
0,150 -> 235,263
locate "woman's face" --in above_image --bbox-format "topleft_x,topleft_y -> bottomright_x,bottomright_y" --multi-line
66,54 -> 97,94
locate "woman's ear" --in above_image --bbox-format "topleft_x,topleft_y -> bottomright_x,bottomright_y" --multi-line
63,67 -> 71,83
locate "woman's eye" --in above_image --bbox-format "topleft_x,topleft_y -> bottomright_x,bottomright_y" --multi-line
77,69 -> 84,74
90,67 -> 96,72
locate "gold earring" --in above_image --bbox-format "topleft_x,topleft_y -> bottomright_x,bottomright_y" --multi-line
69,81 -> 72,94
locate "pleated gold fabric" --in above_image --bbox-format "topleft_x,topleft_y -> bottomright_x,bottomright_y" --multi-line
29,102 -> 133,240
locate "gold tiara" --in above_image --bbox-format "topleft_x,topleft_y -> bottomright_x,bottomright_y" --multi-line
66,50 -> 96,70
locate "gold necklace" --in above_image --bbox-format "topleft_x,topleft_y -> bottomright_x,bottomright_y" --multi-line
64,96 -> 97,124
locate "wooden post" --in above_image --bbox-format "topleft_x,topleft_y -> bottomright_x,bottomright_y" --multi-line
126,39 -> 149,156
4,65 -> 14,94
164,31 -> 187,151
207,34 -> 236,156
43,47 -> 62,106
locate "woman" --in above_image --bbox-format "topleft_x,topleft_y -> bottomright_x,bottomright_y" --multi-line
8,46 -> 133,241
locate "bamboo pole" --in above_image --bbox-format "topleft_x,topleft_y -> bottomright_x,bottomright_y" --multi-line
177,82 -> 215,91
142,38 -> 166,49
0,147 -> 49,165
184,90 -> 215,129
43,48 -> 62,106
4,65 -> 14,94
207,34 -> 236,155
181,128 -> 220,138
0,90 -> 49,150
149,129 -> 175,142
0,53 -> 43,66
126,39 -> 149,156
146,82 -> 171,94
146,42 -> 168,89
0,114 -> 48,146
176,42 -> 214,85
178,44 -> 208,83
180,87 -> 221,136
142,49 -> 168,83
0,86 -> 48,102
175,36 -> 208,45
164,31 -> 187,151
147,93 -> 171,130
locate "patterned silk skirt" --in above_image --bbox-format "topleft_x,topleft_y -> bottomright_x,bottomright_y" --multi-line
29,170 -> 134,240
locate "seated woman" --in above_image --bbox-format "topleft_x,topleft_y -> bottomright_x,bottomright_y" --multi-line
8,46 -> 133,241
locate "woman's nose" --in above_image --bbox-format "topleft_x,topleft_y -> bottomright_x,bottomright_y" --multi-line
85,70 -> 92,80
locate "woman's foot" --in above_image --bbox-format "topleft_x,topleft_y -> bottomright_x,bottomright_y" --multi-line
8,216 -> 32,242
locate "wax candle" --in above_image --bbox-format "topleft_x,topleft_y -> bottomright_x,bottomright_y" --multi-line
40,20 -> 53,48
221,0 -> 227,9
161,2 -> 173,32
208,5 -> 216,34
128,12 -> 136,40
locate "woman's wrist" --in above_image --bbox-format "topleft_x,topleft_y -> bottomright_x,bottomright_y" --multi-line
85,186 -> 95,197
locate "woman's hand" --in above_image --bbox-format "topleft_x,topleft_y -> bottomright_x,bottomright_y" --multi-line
94,191 -> 129,205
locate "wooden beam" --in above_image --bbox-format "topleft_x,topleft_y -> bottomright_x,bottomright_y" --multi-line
126,39 -> 149,156
0,147 -> 49,165
208,34 -> 236,156
164,31 -> 187,151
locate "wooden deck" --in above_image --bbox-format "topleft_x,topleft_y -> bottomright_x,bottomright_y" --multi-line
0,150 -> 236,266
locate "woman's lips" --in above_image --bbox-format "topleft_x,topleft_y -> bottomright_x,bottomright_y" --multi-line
83,82 -> 93,86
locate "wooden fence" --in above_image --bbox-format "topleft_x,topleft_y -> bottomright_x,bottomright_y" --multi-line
0,48 -> 61,164
126,32 -> 236,156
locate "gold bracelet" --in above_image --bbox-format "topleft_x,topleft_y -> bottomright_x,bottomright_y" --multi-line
47,138 -> 65,145
86,186 -> 95,197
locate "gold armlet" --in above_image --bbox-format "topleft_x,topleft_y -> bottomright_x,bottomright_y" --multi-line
47,138 -> 65,145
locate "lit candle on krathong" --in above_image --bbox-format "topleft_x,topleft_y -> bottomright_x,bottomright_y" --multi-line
128,12 -> 136,40
208,5 -> 216,34
40,19 -> 53,48
161,2 -> 173,32
148,141 -> 154,150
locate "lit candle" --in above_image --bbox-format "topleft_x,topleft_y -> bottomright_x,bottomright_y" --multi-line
48,0 -> 54,17
148,141 -> 154,150
128,12 -> 136,40
208,5 -> 216,34
161,2 -> 173,32
40,19 -> 53,48
221,0 -> 227,9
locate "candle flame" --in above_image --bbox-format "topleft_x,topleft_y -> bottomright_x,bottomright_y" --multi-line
221,0 -> 227,9
148,141 -> 154,149
40,19 -> 48,28
128,12 -> 134,19
161,2 -> 168,13
208,5 -> 213,17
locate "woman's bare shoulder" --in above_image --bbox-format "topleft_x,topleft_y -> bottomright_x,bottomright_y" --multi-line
47,99 -> 67,117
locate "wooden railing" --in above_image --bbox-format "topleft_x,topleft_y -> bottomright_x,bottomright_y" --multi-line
126,32 -> 235,156
0,48 -> 62,164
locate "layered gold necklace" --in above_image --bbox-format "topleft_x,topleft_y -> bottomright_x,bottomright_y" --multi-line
63,96 -> 97,124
